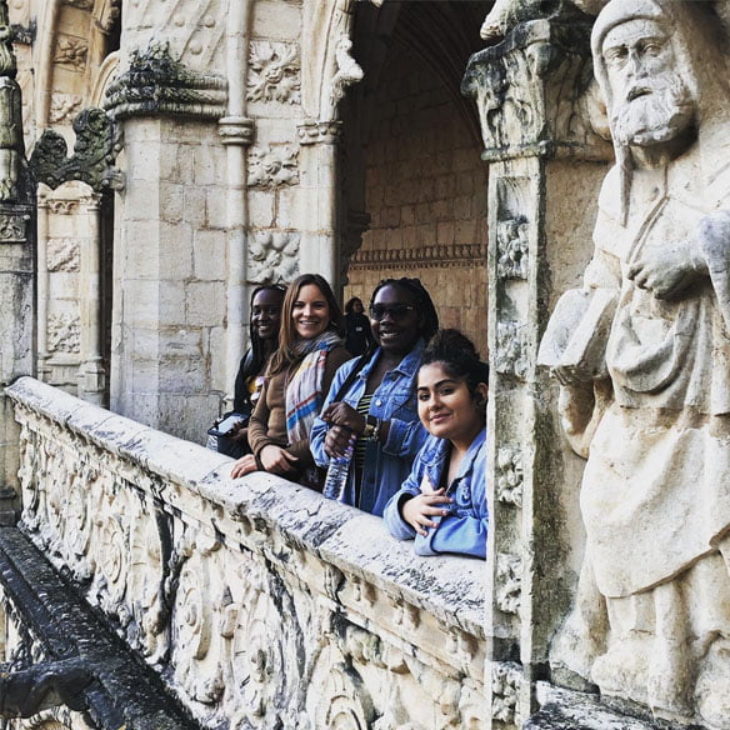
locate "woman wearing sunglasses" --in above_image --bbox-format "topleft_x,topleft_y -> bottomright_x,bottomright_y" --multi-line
311,278 -> 439,515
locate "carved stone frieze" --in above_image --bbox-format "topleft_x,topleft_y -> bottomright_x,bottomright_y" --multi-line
496,553 -> 522,615
247,41 -> 301,105
29,108 -> 124,192
62,0 -> 94,9
104,43 -> 228,121
497,217 -> 529,280
7,377 -> 486,729
496,445 -> 524,506
47,199 -> 78,216
495,321 -> 529,379
247,231 -> 300,284
53,35 -> 88,71
47,314 -> 81,354
49,93 -> 83,125
491,661 -> 522,724
247,144 -> 299,188
218,116 -> 255,147
47,238 -> 80,272
349,243 -> 487,271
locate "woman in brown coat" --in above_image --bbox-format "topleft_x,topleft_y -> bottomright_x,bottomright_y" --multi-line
230,274 -> 351,488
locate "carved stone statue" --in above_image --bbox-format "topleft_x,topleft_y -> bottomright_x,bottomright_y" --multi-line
539,1 -> 730,727
0,0 -> 23,202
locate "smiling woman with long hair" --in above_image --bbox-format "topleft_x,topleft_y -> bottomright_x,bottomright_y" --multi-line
311,277 -> 439,515
230,274 -> 351,488
383,329 -> 489,558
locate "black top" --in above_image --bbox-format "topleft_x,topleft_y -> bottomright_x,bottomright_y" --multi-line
345,312 -> 374,356
232,348 -> 257,415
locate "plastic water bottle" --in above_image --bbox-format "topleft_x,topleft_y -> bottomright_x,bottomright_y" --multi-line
323,437 -> 355,501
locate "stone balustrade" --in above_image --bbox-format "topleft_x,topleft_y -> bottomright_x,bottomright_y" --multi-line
5,377 -> 486,729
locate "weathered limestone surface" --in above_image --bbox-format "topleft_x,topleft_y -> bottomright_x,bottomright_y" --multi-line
5,376 -> 486,729
539,2 -> 730,728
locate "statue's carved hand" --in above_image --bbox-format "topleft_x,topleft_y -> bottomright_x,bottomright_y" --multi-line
627,239 -> 706,300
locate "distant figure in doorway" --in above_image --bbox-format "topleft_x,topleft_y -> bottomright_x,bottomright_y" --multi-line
344,297 -> 374,356
209,284 -> 286,458
230,274 -> 351,489
311,278 -> 439,515
384,330 -> 488,558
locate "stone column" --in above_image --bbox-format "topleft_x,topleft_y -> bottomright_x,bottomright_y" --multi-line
77,192 -> 105,405
105,44 -> 229,442
35,187 -> 51,382
296,120 -> 341,289
462,17 -> 612,729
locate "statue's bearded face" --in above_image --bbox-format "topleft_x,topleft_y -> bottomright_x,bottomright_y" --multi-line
602,19 -> 696,148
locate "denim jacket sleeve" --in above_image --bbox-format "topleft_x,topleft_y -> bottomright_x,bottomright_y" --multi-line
382,440 -> 430,541
309,357 -> 356,469
383,413 -> 429,458
414,439 -> 488,559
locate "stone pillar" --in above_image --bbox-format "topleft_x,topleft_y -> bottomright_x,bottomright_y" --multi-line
105,44 -> 229,442
296,120 -> 341,289
77,192 -> 106,405
462,17 -> 612,729
35,188 -> 51,382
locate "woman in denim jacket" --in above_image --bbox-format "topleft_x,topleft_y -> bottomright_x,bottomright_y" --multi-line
383,330 -> 488,558
310,278 -> 439,516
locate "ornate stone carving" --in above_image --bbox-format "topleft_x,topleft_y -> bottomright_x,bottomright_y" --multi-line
48,94 -> 83,125
47,238 -> 80,272
495,321 -> 529,378
96,0 -> 122,34
349,243 -> 487,271
497,217 -> 529,280
491,661 -> 521,723
462,16 -> 611,161
315,662 -> 374,729
296,119 -> 341,146
218,116 -> 255,147
53,36 -> 88,71
247,145 -> 299,188
247,41 -> 301,104
496,553 -> 522,615
0,212 -> 28,242
496,445 -> 524,506
104,43 -> 228,121
47,314 -> 81,355
247,231 -> 300,284
0,2 -> 24,204
541,3 -> 730,725
47,200 -> 78,216
29,108 -> 124,193
330,36 -> 364,108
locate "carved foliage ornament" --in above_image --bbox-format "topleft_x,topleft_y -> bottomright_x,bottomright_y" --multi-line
47,313 -> 81,354
30,108 -> 124,193
47,238 -> 80,272
247,145 -> 299,189
495,321 -> 530,379
248,231 -> 300,284
497,217 -> 529,280
54,36 -> 88,71
49,94 -> 83,125
247,41 -> 301,105
496,445 -> 524,506
491,661 -> 521,724
496,553 -> 522,615
0,211 -> 28,242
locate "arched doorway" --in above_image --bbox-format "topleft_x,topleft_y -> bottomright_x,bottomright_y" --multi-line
340,0 -> 491,356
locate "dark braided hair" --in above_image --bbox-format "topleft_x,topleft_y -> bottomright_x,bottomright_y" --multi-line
421,329 -> 489,399
246,283 -> 287,379
370,277 -> 439,343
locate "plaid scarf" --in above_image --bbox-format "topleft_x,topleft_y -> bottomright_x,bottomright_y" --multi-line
285,330 -> 343,445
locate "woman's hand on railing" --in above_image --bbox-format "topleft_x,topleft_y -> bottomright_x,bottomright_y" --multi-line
259,445 -> 299,475
230,454 -> 258,478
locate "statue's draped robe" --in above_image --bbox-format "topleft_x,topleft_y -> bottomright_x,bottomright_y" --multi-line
555,123 -> 730,720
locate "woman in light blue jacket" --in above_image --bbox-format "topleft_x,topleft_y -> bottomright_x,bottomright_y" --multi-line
310,278 -> 439,516
383,330 -> 488,558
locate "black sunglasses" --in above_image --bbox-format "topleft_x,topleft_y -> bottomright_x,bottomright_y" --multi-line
369,303 -> 416,321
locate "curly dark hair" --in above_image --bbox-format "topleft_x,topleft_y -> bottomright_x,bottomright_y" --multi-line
370,278 -> 439,343
421,329 -> 489,397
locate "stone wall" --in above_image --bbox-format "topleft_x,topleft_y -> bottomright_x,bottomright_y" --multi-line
5,377 -> 486,729
345,40 -> 488,356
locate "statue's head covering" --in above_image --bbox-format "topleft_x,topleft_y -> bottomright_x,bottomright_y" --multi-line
590,0 -> 730,222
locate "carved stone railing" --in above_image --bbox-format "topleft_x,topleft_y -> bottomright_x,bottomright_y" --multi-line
5,377 -> 486,729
